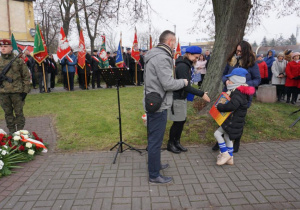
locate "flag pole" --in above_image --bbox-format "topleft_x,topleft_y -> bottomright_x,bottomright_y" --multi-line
84,65 -> 87,89
120,32 -> 122,47
42,63 -> 48,93
135,62 -> 137,85
66,65 -> 70,91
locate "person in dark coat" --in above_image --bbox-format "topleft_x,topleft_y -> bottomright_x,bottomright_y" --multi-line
212,40 -> 261,153
167,46 -> 210,154
91,50 -> 102,89
214,68 -> 255,165
36,58 -> 50,93
123,47 -> 129,68
77,52 -> 92,90
107,52 -> 116,67
49,54 -> 57,89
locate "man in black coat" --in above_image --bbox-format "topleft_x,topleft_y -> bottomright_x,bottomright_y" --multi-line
107,52 -> 116,67
91,50 -> 102,88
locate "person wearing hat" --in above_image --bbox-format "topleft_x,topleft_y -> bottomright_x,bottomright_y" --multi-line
214,68 -> 255,165
0,39 -> 31,134
271,52 -> 287,101
285,52 -> 300,104
167,46 -> 210,154
284,49 -> 293,62
256,54 -> 268,85
264,49 -> 276,82
107,52 -> 115,67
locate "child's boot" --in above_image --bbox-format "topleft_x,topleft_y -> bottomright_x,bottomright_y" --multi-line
216,152 -> 231,165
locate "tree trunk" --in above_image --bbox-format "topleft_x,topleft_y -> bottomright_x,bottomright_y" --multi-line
74,0 -> 81,35
200,0 -> 252,113
90,37 -> 95,53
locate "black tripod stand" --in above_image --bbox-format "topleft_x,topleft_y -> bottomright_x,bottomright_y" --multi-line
101,68 -> 142,164
289,108 -> 300,128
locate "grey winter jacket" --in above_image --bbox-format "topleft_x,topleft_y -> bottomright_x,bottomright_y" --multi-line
143,44 -> 185,112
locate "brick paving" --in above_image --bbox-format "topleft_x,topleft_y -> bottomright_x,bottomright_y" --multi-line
0,117 -> 300,209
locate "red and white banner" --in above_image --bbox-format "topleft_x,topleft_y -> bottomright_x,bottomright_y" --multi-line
174,41 -> 181,59
131,30 -> 140,62
57,27 -> 71,60
21,135 -> 48,153
77,30 -> 86,69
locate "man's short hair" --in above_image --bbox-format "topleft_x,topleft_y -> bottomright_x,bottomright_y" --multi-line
159,30 -> 175,44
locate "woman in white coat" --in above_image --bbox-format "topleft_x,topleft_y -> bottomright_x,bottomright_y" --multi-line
271,52 -> 287,101
194,54 -> 207,88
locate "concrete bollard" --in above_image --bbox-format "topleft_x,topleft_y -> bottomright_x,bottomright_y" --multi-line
256,85 -> 277,103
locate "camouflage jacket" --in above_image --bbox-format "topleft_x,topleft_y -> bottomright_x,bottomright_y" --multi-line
0,53 -> 31,94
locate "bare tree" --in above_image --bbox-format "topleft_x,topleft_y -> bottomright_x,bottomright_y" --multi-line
106,31 -> 118,53
58,0 -> 76,37
34,0 -> 61,53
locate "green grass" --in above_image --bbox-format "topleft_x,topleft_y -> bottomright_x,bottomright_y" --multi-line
0,87 -> 299,151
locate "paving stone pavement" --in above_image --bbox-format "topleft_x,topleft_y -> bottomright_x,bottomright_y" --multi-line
0,118 -> 300,209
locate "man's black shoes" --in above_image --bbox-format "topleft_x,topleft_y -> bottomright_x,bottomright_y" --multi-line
149,175 -> 172,184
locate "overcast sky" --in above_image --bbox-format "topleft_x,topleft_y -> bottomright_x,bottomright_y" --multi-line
68,0 -> 300,50
113,0 -> 300,48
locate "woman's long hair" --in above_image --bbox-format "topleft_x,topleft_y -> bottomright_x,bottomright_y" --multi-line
227,40 -> 256,68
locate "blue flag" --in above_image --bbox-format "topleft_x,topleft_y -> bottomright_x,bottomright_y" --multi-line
116,41 -> 124,67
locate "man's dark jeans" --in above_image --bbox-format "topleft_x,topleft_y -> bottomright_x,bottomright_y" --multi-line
147,109 -> 167,179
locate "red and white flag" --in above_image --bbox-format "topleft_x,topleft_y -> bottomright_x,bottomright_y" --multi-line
174,40 -> 181,59
131,29 -> 140,62
57,27 -> 71,60
77,30 -> 86,69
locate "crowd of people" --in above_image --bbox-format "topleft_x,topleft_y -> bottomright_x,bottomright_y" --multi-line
257,49 -> 300,104
22,47 -> 148,93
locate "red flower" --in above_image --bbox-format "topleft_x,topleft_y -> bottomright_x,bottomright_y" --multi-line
18,145 -> 25,151
0,142 -> 5,146
7,136 -> 12,140
0,134 -> 4,141
32,132 -> 39,139
12,146 -> 17,150
8,140 -> 12,147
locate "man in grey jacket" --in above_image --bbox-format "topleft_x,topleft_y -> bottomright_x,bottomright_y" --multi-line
144,30 -> 188,184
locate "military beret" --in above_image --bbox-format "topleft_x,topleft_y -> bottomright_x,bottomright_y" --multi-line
113,51 -> 117,54
0,39 -> 12,46
107,51 -> 110,54
126,47 -> 131,50
93,49 -> 98,52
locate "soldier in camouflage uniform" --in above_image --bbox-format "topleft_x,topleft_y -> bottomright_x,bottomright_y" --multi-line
0,39 -> 31,134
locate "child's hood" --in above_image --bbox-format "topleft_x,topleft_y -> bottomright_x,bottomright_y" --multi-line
236,86 -> 255,96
